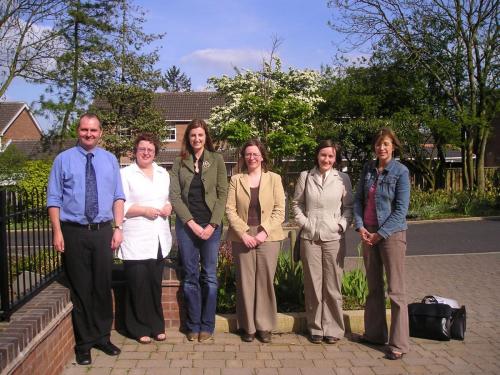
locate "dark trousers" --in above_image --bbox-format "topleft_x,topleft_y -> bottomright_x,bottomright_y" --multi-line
61,223 -> 114,352
123,247 -> 165,339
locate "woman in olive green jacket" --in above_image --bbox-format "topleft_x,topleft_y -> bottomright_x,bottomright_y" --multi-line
169,119 -> 228,342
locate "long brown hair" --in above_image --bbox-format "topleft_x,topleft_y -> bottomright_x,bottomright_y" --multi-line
180,119 -> 215,159
239,139 -> 269,172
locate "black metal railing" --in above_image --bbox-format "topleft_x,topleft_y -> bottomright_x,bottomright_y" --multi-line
0,188 -> 62,321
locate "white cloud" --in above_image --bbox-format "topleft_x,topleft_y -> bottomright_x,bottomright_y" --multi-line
181,48 -> 268,70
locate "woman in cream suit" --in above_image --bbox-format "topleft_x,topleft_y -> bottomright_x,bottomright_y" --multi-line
292,140 -> 353,344
226,139 -> 286,343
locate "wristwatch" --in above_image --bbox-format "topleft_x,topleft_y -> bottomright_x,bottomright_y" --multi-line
113,224 -> 123,230
209,223 -> 218,229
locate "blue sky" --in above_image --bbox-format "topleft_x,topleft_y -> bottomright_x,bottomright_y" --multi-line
4,0 -> 355,130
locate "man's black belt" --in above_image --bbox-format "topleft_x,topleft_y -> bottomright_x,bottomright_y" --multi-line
62,221 -> 112,231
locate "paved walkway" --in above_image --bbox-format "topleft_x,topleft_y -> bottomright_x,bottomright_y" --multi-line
63,253 -> 500,375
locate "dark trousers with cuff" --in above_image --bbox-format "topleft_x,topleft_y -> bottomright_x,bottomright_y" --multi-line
61,222 -> 114,352
123,247 -> 165,339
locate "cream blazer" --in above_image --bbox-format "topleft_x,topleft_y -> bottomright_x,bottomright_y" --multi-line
292,167 -> 353,241
225,171 -> 286,242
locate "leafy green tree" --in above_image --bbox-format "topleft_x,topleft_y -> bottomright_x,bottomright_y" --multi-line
107,0 -> 164,90
317,60 -> 461,189
39,0 -> 119,136
328,0 -> 499,191
93,84 -> 167,158
40,0 -> 164,140
162,65 -> 192,92
208,56 -> 323,174
314,118 -> 380,183
89,0 -> 165,158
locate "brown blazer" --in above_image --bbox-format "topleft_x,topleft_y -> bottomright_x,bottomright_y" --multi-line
225,171 -> 286,242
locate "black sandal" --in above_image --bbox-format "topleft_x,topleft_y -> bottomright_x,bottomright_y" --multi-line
385,350 -> 404,360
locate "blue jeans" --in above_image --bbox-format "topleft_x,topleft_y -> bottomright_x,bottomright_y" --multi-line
176,218 -> 221,334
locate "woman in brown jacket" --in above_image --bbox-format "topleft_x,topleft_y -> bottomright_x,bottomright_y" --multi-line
292,140 -> 353,344
226,139 -> 286,343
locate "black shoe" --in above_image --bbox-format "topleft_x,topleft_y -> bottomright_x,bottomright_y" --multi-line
75,350 -> 91,365
241,332 -> 255,342
94,341 -> 121,356
309,334 -> 323,344
256,330 -> 272,343
385,350 -> 404,360
324,336 -> 340,344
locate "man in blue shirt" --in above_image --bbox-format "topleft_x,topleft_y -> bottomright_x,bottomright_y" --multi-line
47,113 -> 125,365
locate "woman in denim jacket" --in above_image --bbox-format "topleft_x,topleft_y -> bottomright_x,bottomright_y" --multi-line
353,128 -> 410,360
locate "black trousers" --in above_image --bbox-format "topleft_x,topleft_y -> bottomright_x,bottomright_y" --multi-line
61,222 -> 114,352
123,247 -> 165,339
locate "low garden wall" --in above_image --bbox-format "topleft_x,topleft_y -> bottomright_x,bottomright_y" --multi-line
0,259 -> 183,375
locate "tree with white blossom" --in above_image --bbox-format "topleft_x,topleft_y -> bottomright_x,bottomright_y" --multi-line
208,56 -> 323,174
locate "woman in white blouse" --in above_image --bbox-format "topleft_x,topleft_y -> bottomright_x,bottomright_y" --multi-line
119,133 -> 172,344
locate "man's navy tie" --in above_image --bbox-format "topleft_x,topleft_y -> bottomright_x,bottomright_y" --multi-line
85,153 -> 99,223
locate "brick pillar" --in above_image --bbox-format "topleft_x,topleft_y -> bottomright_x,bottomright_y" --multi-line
162,258 -> 184,329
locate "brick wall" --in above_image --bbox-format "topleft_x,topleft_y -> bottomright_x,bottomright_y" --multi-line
0,281 -> 74,375
1,260 -> 183,375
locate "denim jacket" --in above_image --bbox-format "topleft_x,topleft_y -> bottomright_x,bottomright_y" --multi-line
353,159 -> 410,238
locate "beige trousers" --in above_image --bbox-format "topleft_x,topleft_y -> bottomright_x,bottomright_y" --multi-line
363,228 -> 409,353
232,234 -> 281,334
301,238 -> 345,338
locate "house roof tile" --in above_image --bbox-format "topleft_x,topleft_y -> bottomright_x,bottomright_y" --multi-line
152,92 -> 225,120
93,92 -> 225,121
0,102 -> 26,134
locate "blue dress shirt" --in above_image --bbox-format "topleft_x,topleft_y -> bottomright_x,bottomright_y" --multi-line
47,145 -> 126,224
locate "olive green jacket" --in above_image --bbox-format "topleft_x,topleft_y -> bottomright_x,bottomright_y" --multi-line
169,150 -> 228,225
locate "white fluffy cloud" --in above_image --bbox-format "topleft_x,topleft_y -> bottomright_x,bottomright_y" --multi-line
181,48 -> 268,70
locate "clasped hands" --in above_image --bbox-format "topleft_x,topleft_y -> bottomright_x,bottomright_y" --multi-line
241,231 -> 268,249
358,227 -> 383,246
187,220 -> 215,240
144,203 -> 172,220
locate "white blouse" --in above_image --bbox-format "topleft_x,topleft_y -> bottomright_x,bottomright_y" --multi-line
118,162 -> 172,260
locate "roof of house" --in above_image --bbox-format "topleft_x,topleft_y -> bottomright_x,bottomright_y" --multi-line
152,92 -> 225,121
0,102 -> 42,136
92,92 -> 225,121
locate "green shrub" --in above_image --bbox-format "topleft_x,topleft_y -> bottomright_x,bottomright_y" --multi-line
9,248 -> 61,279
409,187 -> 500,219
17,160 -> 52,196
217,241 -> 236,313
274,252 -> 304,312
342,267 -> 368,310
216,240 -> 389,313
